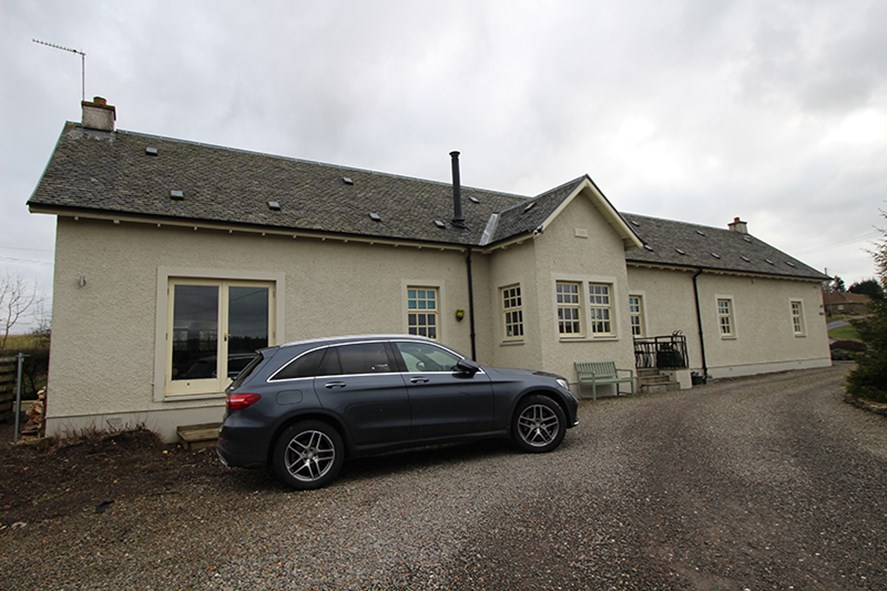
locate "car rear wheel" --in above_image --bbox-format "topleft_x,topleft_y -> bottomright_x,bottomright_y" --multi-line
512,395 -> 566,453
273,420 -> 344,490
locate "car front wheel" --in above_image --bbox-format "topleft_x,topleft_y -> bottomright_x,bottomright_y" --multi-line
512,395 -> 567,453
272,420 -> 344,490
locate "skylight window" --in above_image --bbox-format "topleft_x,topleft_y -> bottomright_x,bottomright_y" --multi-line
643,244 -> 654,252
469,196 -> 480,204
675,248 -> 686,255
765,259 -> 775,265
710,252 -> 721,259
740,256 -> 751,263
145,147 -> 158,156
267,200 -> 281,211
523,202 -> 537,213
696,230 -> 706,236
742,235 -> 752,243
433,220 -> 446,228
369,212 -> 382,222
342,177 -> 354,185
786,261 -> 796,268
631,220 -> 640,227
169,190 -> 184,200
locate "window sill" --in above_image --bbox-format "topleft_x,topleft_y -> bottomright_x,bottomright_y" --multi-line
500,339 -> 525,346
794,334 -> 807,338
559,335 -> 620,343
720,335 -> 737,341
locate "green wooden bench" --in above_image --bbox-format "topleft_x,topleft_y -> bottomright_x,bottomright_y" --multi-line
574,361 -> 635,400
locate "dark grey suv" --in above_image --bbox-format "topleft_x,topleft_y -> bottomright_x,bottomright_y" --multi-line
218,335 -> 579,489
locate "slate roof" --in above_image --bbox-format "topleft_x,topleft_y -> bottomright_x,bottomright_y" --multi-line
29,122 -> 827,281
622,213 -> 828,281
29,123 -> 526,246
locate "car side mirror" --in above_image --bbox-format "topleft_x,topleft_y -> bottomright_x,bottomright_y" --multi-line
456,358 -> 481,376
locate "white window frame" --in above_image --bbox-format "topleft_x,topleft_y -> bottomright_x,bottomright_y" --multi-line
628,294 -> 645,337
588,282 -> 615,336
500,284 -> 524,341
405,285 -> 440,340
790,299 -> 806,336
717,296 -> 735,338
556,281 -> 584,337
154,267 -> 284,401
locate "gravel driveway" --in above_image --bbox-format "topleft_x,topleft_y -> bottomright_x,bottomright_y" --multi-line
2,362 -> 885,590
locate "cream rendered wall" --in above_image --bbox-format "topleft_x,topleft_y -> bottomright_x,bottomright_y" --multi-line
696,274 -> 830,377
625,266 -> 831,378
624,267 -> 704,368
485,240 -> 543,370
531,192 -> 635,390
47,218 -> 475,441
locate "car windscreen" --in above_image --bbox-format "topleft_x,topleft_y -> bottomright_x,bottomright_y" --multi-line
227,351 -> 263,390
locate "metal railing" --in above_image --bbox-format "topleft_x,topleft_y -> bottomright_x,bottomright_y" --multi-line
633,331 -> 689,369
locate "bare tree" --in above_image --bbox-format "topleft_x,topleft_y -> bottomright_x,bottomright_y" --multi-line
0,272 -> 43,350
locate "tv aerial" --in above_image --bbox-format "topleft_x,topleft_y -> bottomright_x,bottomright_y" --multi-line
32,38 -> 86,101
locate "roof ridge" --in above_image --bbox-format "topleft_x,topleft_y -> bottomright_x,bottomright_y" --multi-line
496,175 -> 586,216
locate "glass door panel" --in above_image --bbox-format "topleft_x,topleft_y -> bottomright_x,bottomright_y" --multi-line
171,284 -> 220,380
225,286 -> 270,379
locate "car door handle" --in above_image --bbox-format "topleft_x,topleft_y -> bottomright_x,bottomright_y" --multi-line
324,381 -> 347,389
410,377 -> 430,384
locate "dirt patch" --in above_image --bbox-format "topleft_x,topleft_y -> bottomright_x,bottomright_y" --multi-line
0,423 -> 220,526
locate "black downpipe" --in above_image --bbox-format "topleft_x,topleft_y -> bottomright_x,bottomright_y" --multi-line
692,269 -> 709,378
466,246 -> 477,360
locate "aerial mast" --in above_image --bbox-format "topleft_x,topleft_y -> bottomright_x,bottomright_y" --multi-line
32,38 -> 86,101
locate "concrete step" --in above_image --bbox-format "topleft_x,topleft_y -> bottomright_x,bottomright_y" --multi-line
639,375 -> 672,386
639,382 -> 681,394
177,422 -> 221,451
636,368 -> 661,378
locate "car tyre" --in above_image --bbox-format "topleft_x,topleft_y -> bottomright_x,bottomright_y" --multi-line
273,420 -> 345,490
512,394 -> 567,453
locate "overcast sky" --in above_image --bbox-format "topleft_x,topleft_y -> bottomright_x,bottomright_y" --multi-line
2,0 -> 885,328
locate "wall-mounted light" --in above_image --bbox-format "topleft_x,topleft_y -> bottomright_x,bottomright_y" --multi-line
455,309 -> 465,321
78,276 -> 87,288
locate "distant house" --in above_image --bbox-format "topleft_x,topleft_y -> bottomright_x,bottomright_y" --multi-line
28,98 -> 831,441
822,291 -> 872,316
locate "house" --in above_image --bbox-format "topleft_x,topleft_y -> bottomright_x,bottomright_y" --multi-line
822,291 -> 872,316
28,98 -> 831,442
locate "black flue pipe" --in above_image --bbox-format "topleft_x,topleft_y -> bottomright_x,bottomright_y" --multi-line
450,151 -> 465,228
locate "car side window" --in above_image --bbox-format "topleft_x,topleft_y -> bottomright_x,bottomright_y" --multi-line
272,348 -> 326,381
394,341 -> 461,372
335,342 -> 392,375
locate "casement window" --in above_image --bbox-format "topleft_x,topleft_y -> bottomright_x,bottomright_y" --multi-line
556,281 -> 583,336
790,300 -> 806,336
407,287 -> 439,339
166,279 -> 274,395
717,297 -> 735,337
501,284 -> 524,340
628,295 -> 645,337
588,283 -> 614,336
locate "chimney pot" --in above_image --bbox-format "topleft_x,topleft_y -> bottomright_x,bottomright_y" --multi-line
81,96 -> 116,132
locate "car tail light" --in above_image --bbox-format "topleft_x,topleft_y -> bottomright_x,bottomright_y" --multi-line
226,393 -> 261,411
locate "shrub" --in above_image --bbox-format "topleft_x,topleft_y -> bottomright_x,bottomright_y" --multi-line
846,299 -> 887,403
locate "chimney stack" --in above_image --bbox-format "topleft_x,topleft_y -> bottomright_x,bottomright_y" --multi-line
81,96 -> 116,132
450,151 -> 465,228
728,216 -> 748,234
